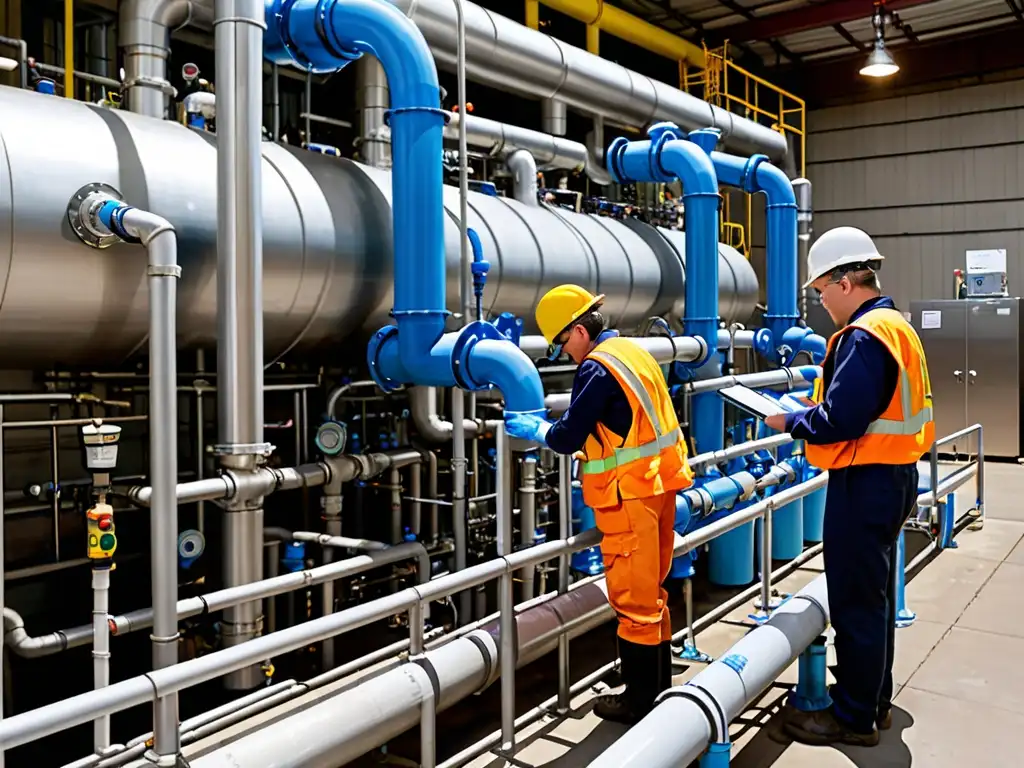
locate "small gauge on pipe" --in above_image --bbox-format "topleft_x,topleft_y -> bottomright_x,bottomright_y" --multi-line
315,420 -> 348,456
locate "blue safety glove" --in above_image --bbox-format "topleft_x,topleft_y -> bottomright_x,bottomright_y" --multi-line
504,413 -> 552,443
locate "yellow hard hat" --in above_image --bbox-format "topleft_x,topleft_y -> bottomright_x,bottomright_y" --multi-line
536,285 -> 605,344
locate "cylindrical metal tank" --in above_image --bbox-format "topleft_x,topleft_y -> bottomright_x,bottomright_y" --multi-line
0,85 -> 757,366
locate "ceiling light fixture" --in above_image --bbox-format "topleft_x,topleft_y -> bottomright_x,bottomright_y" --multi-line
860,3 -> 900,78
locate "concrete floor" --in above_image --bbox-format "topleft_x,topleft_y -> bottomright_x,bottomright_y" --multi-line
465,458 -> 1020,768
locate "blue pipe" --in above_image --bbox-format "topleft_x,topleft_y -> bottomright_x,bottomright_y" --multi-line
607,123 -> 722,455
706,151 -> 800,365
265,0 -> 544,415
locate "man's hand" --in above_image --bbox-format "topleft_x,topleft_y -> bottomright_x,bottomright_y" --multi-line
504,412 -> 552,443
764,414 -> 787,433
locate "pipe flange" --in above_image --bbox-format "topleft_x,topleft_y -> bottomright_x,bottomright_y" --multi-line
451,320 -> 505,391
67,182 -> 123,249
366,324 -> 402,393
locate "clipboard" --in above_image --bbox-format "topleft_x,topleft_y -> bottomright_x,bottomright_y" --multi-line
718,385 -> 789,420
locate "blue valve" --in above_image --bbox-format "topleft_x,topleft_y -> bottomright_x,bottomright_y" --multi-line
403,527 -> 417,543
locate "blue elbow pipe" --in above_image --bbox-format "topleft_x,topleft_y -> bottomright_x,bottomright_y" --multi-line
607,123 -> 722,455
266,0 -> 544,415
707,151 -> 799,365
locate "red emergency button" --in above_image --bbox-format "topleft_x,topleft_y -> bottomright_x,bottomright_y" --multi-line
98,518 -> 113,531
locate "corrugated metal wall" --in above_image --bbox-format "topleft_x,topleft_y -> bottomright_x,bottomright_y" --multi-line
807,78 -> 1024,309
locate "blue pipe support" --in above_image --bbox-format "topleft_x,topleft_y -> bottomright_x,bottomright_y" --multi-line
707,151 -> 799,365
570,483 -> 604,576
938,492 -> 958,550
894,529 -> 916,628
789,636 -> 833,712
699,742 -> 730,768
802,468 -> 827,543
265,0 -> 544,415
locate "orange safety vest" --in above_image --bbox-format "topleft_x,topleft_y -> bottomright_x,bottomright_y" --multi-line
806,307 -> 935,470
579,337 -> 694,509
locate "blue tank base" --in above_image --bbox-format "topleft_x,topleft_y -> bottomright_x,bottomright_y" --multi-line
708,520 -> 755,587
789,637 -> 832,712
802,485 -> 827,543
937,497 -> 958,551
770,499 -> 805,561
700,741 -> 731,767
894,529 -> 917,629
675,640 -> 714,664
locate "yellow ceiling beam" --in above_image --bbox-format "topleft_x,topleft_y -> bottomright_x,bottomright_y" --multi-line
538,0 -> 706,69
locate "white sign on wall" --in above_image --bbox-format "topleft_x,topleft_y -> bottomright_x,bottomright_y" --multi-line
965,249 -> 1007,274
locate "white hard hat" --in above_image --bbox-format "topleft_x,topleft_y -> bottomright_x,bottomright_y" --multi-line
804,226 -> 884,289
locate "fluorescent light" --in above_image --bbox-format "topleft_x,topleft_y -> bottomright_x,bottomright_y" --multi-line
860,41 -> 899,78
0,56 -> 18,72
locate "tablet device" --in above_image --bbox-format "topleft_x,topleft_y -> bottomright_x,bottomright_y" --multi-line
718,385 -> 789,420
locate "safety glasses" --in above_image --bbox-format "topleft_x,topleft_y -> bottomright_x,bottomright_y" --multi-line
547,329 -> 572,361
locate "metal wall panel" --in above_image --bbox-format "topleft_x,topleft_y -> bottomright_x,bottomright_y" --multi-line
808,78 -> 1024,310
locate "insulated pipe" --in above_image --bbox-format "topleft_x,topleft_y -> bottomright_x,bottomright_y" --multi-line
541,98 -> 566,136
588,574 -> 830,768
264,0 -> 546,417
518,455 -> 538,600
708,150 -> 800,365
607,125 -> 721,455
119,0 -> 195,117
216,0 -> 271,692
507,149 -> 539,207
387,0 -> 788,161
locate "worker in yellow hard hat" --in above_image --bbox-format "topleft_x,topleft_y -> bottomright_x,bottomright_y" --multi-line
505,284 -> 694,725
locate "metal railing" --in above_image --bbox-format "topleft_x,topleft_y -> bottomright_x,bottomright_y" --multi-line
3,425 -> 986,765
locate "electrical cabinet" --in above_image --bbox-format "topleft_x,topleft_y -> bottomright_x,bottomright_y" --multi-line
911,298 -> 1023,458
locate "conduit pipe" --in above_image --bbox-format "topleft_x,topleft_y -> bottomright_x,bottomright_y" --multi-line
507,149 -> 539,207
589,574 -> 830,768
388,0 -> 788,160
409,387 -> 499,442
264,0 -> 546,418
607,124 -> 722,455
67,191 -> 182,759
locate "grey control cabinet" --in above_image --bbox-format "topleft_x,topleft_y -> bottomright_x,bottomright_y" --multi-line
911,298 -> 1023,458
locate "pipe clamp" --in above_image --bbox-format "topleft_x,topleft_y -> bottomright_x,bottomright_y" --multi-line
147,265 -> 182,279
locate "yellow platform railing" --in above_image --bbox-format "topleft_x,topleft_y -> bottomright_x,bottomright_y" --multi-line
681,44 -> 806,258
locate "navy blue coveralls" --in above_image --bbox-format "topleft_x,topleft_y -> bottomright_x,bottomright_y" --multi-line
545,330 -> 634,454
784,296 -> 920,733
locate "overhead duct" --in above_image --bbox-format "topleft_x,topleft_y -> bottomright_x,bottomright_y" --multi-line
389,0 -> 788,161
0,84 -> 758,368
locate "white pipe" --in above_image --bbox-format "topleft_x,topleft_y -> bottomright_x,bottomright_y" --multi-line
588,574 -> 830,768
92,568 -> 112,752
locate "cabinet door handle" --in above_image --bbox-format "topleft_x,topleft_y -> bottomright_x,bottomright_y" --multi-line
954,369 -> 963,383
969,369 -> 977,384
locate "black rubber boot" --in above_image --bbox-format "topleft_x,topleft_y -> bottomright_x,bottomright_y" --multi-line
594,640 -> 661,725
659,641 -> 673,693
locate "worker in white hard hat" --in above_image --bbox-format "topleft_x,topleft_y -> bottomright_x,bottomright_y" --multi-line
765,226 -> 934,748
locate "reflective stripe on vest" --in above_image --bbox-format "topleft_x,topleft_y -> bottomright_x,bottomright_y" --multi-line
863,358 -> 934,436
581,350 -> 682,475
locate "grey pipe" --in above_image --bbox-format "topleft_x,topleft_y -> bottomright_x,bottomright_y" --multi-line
589,574 -> 830,768
214,0 -> 270,692
91,569 -> 112,752
794,178 -> 812,319
291,533 -> 388,551
445,111 -> 607,183
507,149 -> 539,207
409,387 -> 499,442
356,55 -> 391,168
119,0 -> 194,117
0,35 -> 28,89
686,366 -> 821,395
518,456 -> 538,600
270,63 -> 280,140
390,0 -> 788,161
188,582 -> 614,767
541,99 -> 567,136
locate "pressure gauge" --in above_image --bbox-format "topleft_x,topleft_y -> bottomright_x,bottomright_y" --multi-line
182,63 -> 200,83
315,420 -> 348,456
178,529 -> 206,568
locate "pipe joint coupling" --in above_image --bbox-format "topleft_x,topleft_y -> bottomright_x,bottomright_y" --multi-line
264,0 -> 362,74
67,183 -> 136,249
740,154 -> 770,194
451,321 -> 506,392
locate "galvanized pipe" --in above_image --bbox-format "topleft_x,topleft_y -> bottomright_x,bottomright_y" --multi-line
507,149 -> 539,206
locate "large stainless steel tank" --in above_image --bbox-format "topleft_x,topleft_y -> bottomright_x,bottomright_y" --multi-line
0,85 -> 757,366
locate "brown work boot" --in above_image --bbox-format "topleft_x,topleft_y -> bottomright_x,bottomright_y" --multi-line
594,640 -> 660,726
784,708 -> 880,747
877,708 -> 892,731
